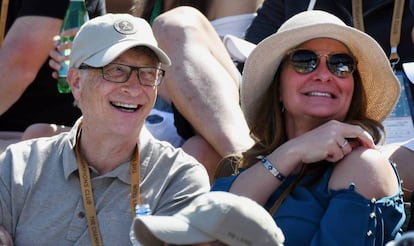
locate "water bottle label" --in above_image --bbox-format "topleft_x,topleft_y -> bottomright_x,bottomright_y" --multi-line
130,204 -> 151,246
59,60 -> 69,77
135,204 -> 152,216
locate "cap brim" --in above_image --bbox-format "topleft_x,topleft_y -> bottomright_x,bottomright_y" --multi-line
83,39 -> 171,67
134,215 -> 214,245
403,62 -> 414,84
241,22 -> 400,125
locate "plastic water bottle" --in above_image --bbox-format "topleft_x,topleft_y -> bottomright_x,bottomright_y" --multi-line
130,203 -> 152,246
57,0 -> 89,93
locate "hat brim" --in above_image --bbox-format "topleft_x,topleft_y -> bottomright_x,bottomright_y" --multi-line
241,21 -> 400,126
133,215 -> 214,245
83,39 -> 171,67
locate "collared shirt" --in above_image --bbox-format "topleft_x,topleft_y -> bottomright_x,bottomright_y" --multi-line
0,118 -> 210,245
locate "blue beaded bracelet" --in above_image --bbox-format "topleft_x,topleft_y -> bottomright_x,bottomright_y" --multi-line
257,156 -> 286,182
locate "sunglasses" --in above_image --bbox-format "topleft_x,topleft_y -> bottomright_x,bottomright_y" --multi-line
286,49 -> 357,78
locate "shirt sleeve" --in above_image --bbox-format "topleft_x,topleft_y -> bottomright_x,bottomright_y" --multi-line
310,187 -> 405,246
0,149 -> 15,237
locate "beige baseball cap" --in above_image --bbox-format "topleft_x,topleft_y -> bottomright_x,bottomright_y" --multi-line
70,13 -> 171,68
134,191 -> 285,246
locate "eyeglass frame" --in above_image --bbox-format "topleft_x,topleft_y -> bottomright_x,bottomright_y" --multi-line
285,49 -> 357,78
78,63 -> 166,87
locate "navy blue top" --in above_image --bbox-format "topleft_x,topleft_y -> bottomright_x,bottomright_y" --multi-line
212,163 -> 405,245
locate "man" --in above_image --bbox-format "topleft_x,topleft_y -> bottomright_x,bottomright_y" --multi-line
48,2 -> 259,182
0,0 -> 105,151
0,13 -> 209,245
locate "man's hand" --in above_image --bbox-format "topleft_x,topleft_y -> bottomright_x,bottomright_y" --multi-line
49,27 -> 80,79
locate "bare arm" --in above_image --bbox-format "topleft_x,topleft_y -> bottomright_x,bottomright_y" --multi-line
106,0 -> 133,13
0,16 -> 62,115
329,147 -> 398,198
153,7 -> 254,158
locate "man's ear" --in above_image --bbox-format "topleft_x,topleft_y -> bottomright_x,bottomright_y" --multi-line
67,68 -> 81,100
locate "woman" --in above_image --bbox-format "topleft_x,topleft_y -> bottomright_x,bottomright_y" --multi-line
212,10 -> 404,245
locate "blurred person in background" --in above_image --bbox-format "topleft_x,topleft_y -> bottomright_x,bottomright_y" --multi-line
0,0 -> 105,152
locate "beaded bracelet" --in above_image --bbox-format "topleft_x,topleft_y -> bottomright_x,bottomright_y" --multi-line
257,155 -> 286,182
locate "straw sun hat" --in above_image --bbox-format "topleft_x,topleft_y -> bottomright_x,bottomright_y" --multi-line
241,10 -> 400,126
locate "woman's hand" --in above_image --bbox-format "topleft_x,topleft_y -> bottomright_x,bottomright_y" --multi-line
284,120 -> 375,164
48,27 -> 80,79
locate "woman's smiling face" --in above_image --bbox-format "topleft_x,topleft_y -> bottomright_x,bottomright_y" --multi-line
279,38 -> 355,124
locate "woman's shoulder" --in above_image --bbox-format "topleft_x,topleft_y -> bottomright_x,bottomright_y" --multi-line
329,146 -> 400,199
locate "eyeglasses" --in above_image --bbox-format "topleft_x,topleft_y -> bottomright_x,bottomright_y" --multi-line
286,49 -> 357,78
79,63 -> 165,86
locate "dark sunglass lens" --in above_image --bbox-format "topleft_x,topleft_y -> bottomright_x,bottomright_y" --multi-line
327,54 -> 355,78
290,50 -> 318,74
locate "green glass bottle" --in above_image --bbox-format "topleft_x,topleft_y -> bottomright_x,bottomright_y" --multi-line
57,0 -> 89,94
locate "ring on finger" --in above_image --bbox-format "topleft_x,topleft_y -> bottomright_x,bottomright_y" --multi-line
339,139 -> 348,148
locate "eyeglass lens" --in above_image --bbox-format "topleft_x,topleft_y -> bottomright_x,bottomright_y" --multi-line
289,49 -> 356,78
103,63 -> 164,86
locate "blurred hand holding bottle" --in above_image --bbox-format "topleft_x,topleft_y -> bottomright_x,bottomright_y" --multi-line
57,0 -> 89,94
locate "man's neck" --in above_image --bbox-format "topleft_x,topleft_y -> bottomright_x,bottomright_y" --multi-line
77,128 -> 138,174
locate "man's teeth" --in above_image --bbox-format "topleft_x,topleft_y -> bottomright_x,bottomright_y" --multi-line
112,102 -> 138,111
307,92 -> 332,98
